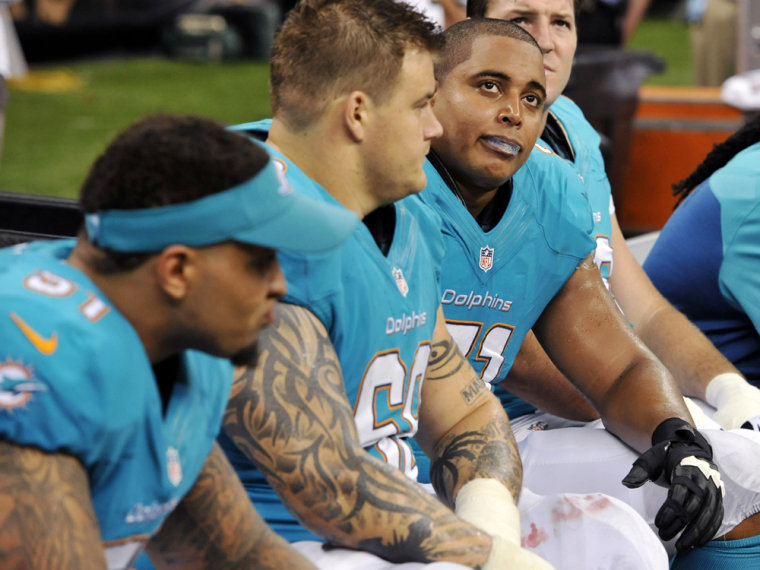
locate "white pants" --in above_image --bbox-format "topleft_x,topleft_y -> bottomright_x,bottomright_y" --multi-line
295,487 -> 668,570
517,398 -> 760,555
517,488 -> 668,569
291,541 -> 470,569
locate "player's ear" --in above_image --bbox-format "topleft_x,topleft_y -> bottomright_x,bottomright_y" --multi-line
155,245 -> 196,301
343,90 -> 369,143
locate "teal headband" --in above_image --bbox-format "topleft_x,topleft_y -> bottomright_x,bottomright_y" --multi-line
85,160 -> 358,253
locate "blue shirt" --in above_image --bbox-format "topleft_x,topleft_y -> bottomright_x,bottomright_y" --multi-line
644,142 -> 760,384
410,145 -> 594,483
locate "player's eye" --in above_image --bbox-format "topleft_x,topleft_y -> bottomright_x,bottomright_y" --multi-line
480,81 -> 500,94
249,250 -> 278,276
524,94 -> 542,108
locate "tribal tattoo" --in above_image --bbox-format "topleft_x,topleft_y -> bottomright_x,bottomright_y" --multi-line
425,330 -> 472,384
0,439 -> 106,569
145,444 -> 312,569
430,419 -> 522,505
222,303 -> 492,566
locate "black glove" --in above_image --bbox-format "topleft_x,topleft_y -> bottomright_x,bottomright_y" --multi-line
622,418 -> 725,550
742,416 -> 760,430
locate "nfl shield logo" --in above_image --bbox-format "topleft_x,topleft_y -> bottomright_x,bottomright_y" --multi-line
392,267 -> 409,297
167,446 -> 183,487
479,246 -> 494,272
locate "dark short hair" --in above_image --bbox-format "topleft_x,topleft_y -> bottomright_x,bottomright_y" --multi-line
435,18 -> 541,84
270,0 -> 444,131
80,114 -> 267,213
79,113 -> 268,271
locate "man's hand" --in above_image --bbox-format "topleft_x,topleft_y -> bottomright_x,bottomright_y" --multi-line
622,418 -> 725,550
706,373 -> 760,431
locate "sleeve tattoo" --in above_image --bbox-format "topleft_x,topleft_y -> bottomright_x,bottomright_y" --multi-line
222,303 -> 492,566
145,443 -> 313,570
0,439 -> 106,570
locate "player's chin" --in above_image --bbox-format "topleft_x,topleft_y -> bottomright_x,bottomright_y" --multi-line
399,171 -> 428,198
482,159 -> 520,185
230,343 -> 260,368
411,171 -> 428,194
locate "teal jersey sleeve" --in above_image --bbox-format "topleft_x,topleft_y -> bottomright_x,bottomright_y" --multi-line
0,240 -> 149,459
520,143 -> 595,256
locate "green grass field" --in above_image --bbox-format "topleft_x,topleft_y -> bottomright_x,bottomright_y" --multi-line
628,18 -> 693,86
1,58 -> 272,197
0,17 -> 693,198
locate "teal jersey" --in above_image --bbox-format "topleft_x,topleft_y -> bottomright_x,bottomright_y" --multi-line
419,145 -> 595,419
545,96 -> 615,286
220,120 -> 446,542
0,240 -> 232,570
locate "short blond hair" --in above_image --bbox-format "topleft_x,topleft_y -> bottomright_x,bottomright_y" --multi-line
270,0 -> 443,130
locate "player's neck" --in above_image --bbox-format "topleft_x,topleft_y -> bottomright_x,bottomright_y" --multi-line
454,180 -> 500,220
427,148 -> 503,219
68,241 -> 176,364
268,117 -> 379,219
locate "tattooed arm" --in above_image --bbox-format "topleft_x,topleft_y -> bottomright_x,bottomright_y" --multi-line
415,306 -> 523,506
0,439 -> 107,569
223,302 -> 494,568
145,443 -> 315,570
413,309 -> 558,570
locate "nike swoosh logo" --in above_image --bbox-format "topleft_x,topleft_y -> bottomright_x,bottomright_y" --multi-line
10,312 -> 58,356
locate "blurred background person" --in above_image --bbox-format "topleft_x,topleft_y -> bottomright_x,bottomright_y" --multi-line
576,0 -> 652,46
0,0 -> 26,163
688,0 -> 738,86
400,0 -> 466,29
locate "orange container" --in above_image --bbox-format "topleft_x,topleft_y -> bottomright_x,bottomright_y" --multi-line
616,86 -> 745,235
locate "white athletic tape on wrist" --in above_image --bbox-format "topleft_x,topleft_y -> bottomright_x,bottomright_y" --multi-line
706,372 -> 750,406
486,536 -> 555,570
705,372 -> 760,430
455,478 -> 521,545
680,456 -> 726,498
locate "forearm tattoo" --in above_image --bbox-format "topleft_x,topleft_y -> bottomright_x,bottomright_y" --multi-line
147,444 -> 307,570
430,417 -> 522,505
426,334 -> 522,505
0,440 -> 106,569
222,304 -> 491,565
425,332 -> 471,383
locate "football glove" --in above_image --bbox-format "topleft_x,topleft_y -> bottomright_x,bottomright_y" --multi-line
622,417 -> 725,550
